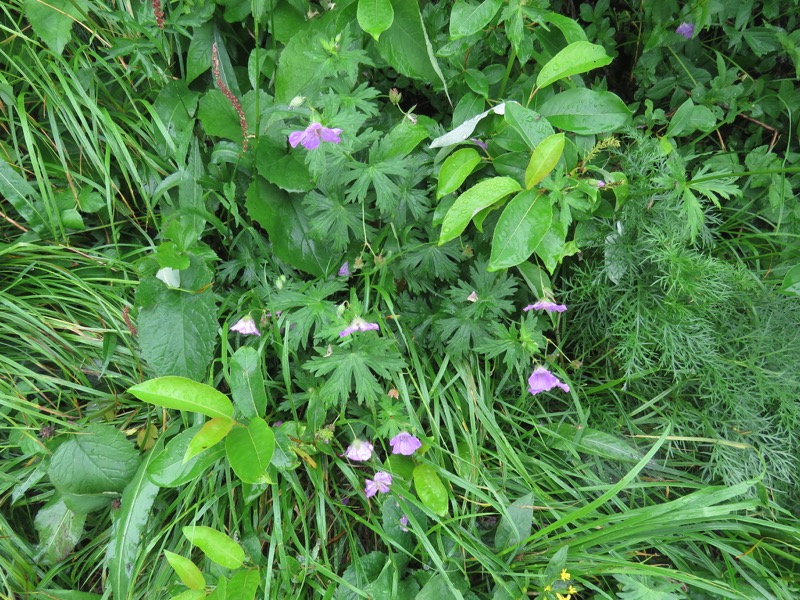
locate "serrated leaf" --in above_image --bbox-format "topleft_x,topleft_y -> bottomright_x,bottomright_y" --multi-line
129,376 -> 233,420
48,424 -> 141,511
412,464 -> 448,516
539,89 -> 631,135
107,441 -> 163,600
449,0 -> 504,38
34,497 -> 86,565
225,417 -> 275,484
182,526 -> 245,569
439,177 -> 522,244
494,493 -> 534,551
24,0 -> 90,55
437,148 -> 482,199
525,133 -> 565,189
229,346 -> 268,421
147,427 -> 226,488
164,551 -> 206,591
358,0 -> 394,41
184,418 -> 234,462
504,103 -> 555,151
488,189 -> 553,270
536,41 -> 612,90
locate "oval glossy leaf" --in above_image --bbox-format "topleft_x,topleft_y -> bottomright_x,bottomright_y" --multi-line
539,88 -> 632,135
489,189 -> 553,270
147,426 -> 226,488
666,98 -> 717,138
225,417 -> 275,484
525,133 -> 565,189
412,464 -> 448,516
184,418 -> 234,463
504,102 -> 555,151
449,0 -> 504,38
439,177 -> 522,244
229,346 -> 268,421
182,526 -> 245,569
437,148 -> 482,199
129,376 -> 233,420
357,0 -> 394,41
107,441 -> 163,600
536,41 -> 612,90
164,551 -> 205,591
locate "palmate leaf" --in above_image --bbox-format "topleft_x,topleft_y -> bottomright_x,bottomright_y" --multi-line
304,337 -> 406,408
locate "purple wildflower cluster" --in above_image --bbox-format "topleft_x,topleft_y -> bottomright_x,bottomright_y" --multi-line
523,297 -> 571,396
343,431 -> 423,499
289,122 -> 343,151
676,22 -> 695,39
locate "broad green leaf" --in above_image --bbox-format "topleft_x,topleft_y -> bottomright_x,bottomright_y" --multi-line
437,148 -> 482,199
107,441 -> 163,600
229,346 -> 268,420
254,137 -> 313,193
169,591 -> 206,600
539,88 -> 631,134
416,572 -> 469,599
550,425 -> 644,462
535,222 -> 579,274
24,0 -> 89,55
226,569 -> 261,600
412,464 -> 448,516
504,103 -> 555,151
439,177 -> 521,244
164,551 -> 206,591
544,12 -> 588,44
464,68 -> 489,98
246,178 -> 336,277
34,497 -> 86,565
494,493 -> 535,551
184,418 -> 234,462
186,24 -> 213,84
32,592 -> 102,600
197,90 -> 243,145
488,189 -> 553,270
0,159 -> 40,225
449,0 -> 503,38
275,28 -> 322,103
780,264 -> 800,295
129,376 -> 233,420
525,133 -> 565,189
373,116 -> 434,161
385,454 -> 415,481
48,424 -> 141,512
225,417 -> 275,484
666,98 -> 717,137
536,41 -> 612,90
147,426 -> 226,488
358,0 -> 394,41
182,526 -> 245,569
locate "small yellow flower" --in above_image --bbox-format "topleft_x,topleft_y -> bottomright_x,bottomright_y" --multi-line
556,594 -> 571,600
544,584 -> 552,592
568,585 -> 577,594
560,568 -> 571,581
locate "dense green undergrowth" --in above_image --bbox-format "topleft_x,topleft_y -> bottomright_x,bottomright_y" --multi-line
1,0 -> 800,598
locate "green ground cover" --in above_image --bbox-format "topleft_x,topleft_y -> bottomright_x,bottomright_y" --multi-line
1,0 -> 800,598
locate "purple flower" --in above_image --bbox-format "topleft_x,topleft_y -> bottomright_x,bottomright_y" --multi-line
676,22 -> 694,39
390,431 -> 422,455
399,514 -> 409,532
597,180 -> 606,188
289,122 -> 343,150
365,471 -> 392,498
523,300 -> 567,313
230,315 -> 261,336
339,317 -> 380,337
528,367 -> 570,395
470,137 -> 488,151
344,439 -> 373,462
338,262 -> 350,277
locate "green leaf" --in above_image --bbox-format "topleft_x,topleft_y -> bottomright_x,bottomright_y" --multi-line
24,0 -> 89,55
129,376 -> 233,420
186,24 -> 213,84
48,424 -> 141,512
494,493 -> 534,551
182,526 -> 245,569
245,178 -> 335,277
164,551 -> 206,591
169,591 -> 206,600
439,177 -> 522,244
229,346 -> 268,421
376,0 -> 441,85
536,41 -> 612,90
539,88 -> 631,134
666,98 -> 717,137
488,190 -> 553,270
449,0 -> 503,38
437,148 -> 482,199
780,264 -> 800,295
464,68 -> 489,98
184,418 -> 234,462
255,137 -> 314,193
226,569 -> 261,600
147,426 -> 226,488
197,90 -> 242,145
504,103 -> 555,151
34,497 -> 86,565
525,133 -> 565,189
275,28 -> 322,103
225,417 -> 275,484
358,0 -> 394,41
412,464 -> 448,516
430,103 -> 506,149
0,159 -> 41,225
544,11 -> 588,44
107,441 -> 163,600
